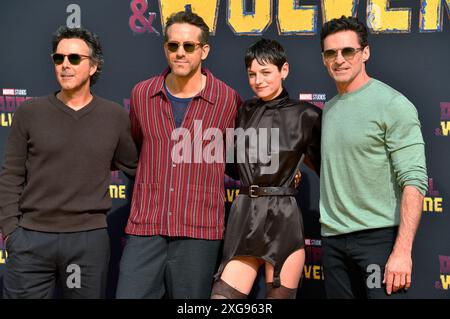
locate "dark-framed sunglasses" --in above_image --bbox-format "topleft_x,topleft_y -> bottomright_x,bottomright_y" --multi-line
166,41 -> 203,53
51,53 -> 90,65
323,47 -> 364,62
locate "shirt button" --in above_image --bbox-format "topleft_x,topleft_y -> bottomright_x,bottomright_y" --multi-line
170,188 -> 174,192
172,164 -> 176,168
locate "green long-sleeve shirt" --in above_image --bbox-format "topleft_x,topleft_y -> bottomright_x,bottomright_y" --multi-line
320,79 -> 428,237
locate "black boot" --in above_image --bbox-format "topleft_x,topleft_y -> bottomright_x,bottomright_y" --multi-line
265,282 -> 297,299
210,279 -> 248,299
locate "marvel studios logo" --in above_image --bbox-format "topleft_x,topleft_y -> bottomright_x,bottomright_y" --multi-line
2,88 -> 27,96
299,93 -> 326,101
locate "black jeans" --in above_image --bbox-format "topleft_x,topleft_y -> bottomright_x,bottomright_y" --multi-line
322,226 -> 408,299
116,235 -> 221,299
3,227 -> 110,299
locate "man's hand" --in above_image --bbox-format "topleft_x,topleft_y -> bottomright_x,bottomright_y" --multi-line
294,170 -> 302,188
383,251 -> 412,295
382,186 -> 423,295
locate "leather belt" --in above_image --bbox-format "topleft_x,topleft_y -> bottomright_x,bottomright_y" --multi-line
239,185 -> 297,198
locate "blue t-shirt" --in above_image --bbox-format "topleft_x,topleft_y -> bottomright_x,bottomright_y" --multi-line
164,85 -> 192,128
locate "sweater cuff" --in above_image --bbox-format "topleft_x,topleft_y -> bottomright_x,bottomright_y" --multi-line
403,182 -> 428,196
1,216 -> 19,238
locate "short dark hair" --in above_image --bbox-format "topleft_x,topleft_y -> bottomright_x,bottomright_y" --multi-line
320,16 -> 368,52
245,38 -> 287,71
164,11 -> 209,44
52,26 -> 104,86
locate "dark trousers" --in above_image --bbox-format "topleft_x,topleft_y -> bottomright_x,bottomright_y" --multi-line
3,227 -> 110,299
116,235 -> 221,299
322,227 -> 408,299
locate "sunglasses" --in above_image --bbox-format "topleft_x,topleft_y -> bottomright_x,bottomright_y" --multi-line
323,47 -> 364,62
166,41 -> 203,53
51,53 -> 90,65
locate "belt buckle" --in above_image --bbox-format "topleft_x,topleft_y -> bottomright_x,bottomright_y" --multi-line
249,185 -> 259,198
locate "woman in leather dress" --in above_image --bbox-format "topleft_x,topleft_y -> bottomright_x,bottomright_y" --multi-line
211,39 -> 321,299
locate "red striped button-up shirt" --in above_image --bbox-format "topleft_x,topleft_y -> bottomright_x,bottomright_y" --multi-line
125,68 -> 241,240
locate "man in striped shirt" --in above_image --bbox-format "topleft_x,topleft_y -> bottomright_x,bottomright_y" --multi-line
116,11 -> 241,299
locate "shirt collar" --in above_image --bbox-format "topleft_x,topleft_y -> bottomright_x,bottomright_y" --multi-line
150,68 -> 217,105
256,88 -> 290,109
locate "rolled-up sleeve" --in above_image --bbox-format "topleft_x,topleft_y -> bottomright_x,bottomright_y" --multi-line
385,95 -> 428,195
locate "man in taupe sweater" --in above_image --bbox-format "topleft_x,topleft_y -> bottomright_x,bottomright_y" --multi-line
0,26 -> 138,298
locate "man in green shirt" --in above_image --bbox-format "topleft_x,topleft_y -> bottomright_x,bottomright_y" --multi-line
319,16 -> 428,298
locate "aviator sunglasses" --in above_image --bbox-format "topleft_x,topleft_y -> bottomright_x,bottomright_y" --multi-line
323,47 -> 364,62
166,41 -> 203,53
51,53 -> 90,65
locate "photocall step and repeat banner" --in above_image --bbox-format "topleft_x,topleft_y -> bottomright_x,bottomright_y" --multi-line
0,0 -> 449,299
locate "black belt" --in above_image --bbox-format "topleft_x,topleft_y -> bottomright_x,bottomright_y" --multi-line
239,185 -> 297,198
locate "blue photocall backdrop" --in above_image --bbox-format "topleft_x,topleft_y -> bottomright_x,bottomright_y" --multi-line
0,0 -> 449,298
